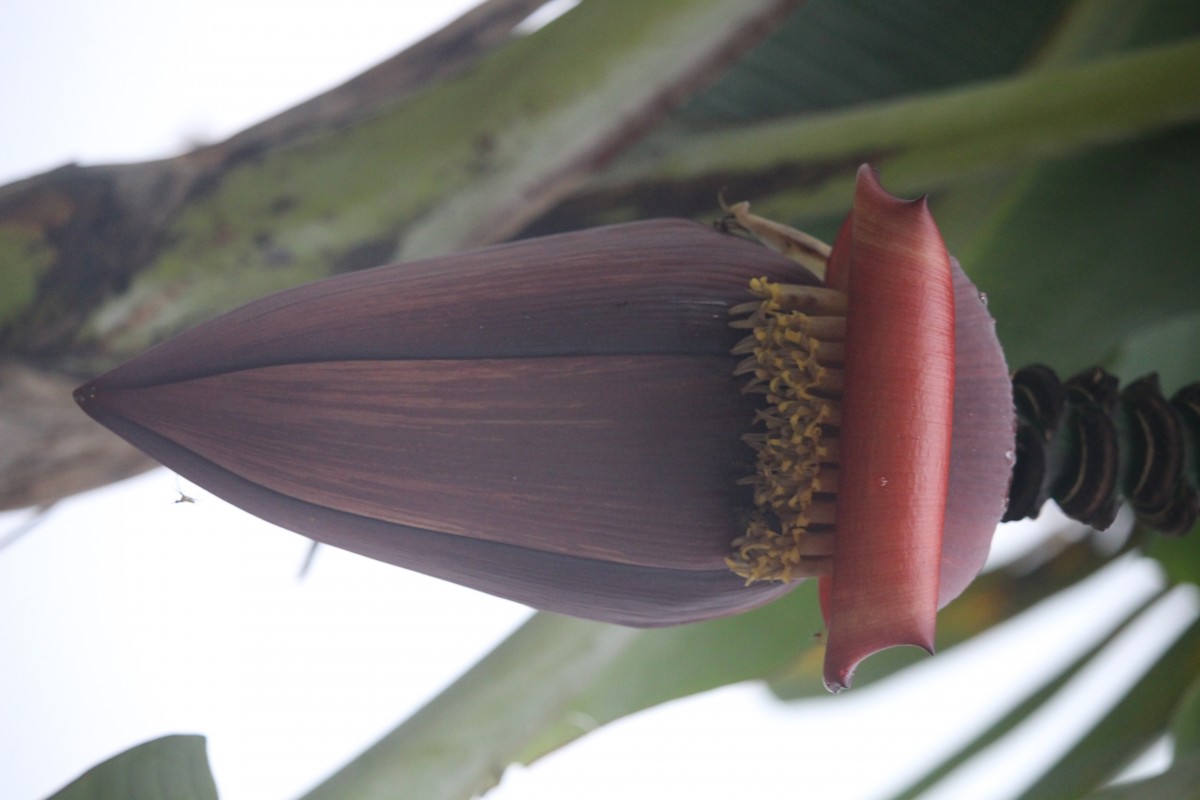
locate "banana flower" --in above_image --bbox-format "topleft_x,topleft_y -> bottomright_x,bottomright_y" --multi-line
75,166 -> 1014,690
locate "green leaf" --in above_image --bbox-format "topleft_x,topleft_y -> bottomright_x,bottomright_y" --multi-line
523,0 -> 1200,232
884,592 -> 1163,800
636,0 -> 1073,141
1019,616 -> 1200,800
560,37 -> 1200,224
1107,312 -> 1200,391
298,536 -> 1121,800
393,0 -> 802,259
948,127 -> 1200,373
515,581 -> 826,764
1144,525 -> 1200,587
45,735 -> 217,800
299,585 -> 822,800
1081,750 -> 1200,800
1171,670 -> 1200,756
298,614 -> 640,800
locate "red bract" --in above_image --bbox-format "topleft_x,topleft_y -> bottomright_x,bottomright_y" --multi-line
820,166 -> 1012,691
74,166 -> 1013,690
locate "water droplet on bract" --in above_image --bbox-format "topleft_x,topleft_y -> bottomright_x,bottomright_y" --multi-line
877,476 -> 889,487
978,291 -> 989,307
1005,450 -> 1016,465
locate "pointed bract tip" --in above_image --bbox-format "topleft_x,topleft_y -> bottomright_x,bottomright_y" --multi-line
73,382 -> 97,409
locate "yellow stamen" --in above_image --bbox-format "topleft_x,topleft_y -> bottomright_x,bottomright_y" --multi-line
727,277 -> 846,584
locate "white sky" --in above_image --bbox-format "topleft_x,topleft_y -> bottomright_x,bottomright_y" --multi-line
1,2 -> 1196,799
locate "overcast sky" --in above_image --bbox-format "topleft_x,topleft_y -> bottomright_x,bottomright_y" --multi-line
1,3 -> 1195,799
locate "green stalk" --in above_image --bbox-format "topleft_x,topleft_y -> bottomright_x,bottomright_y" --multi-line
589,37 -> 1200,218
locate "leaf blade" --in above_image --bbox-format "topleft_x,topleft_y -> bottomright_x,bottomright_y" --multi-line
46,735 -> 217,800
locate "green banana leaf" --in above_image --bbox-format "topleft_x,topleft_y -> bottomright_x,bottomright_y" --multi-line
299,539 -> 1121,799
883,592 -> 1166,800
1020,616 -> 1200,799
1172,670 -> 1200,756
1082,751 -> 1200,800
45,736 -> 217,800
